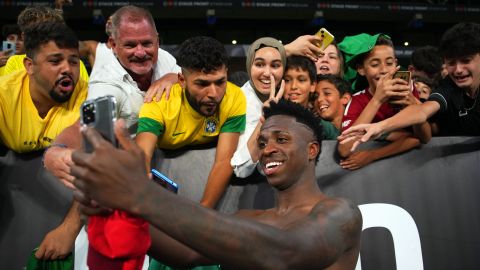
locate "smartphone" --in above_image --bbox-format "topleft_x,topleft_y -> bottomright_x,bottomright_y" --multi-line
80,96 -> 117,153
393,71 -> 411,85
151,169 -> 179,193
2,41 -> 16,56
315,28 -> 335,51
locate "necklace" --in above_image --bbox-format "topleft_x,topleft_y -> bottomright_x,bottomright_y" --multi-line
459,89 -> 479,117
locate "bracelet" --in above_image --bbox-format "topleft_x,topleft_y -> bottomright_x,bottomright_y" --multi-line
42,143 -> 68,168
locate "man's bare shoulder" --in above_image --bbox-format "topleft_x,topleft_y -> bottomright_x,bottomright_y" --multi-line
310,197 -> 362,226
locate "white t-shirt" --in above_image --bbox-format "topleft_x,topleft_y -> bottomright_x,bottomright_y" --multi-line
87,48 -> 181,130
230,81 -> 263,178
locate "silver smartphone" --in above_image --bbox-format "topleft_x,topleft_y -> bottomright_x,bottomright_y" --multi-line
80,96 -> 117,153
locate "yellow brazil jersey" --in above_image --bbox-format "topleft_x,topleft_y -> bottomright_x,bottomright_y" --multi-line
137,82 -> 246,150
0,70 -> 88,153
2,54 -> 90,82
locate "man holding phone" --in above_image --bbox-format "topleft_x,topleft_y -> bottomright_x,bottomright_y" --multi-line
0,24 -> 24,75
340,22 -> 480,147
136,36 -> 246,209
70,100 -> 362,270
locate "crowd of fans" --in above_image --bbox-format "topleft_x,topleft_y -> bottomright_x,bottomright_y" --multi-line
1,2 -> 479,270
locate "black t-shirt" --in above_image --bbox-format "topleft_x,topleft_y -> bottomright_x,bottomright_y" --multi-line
428,78 -> 480,136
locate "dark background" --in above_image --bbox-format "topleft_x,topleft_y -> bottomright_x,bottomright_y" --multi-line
1,0 -> 479,71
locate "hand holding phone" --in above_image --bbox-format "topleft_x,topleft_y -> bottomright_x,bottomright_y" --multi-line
80,96 -> 117,153
393,71 -> 411,85
151,169 -> 179,193
315,28 -> 335,51
2,41 -> 16,56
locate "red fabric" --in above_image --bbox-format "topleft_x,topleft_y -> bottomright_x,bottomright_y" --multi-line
342,87 -> 420,131
87,210 -> 151,270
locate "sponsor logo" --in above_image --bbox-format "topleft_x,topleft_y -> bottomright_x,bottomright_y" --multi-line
172,131 -> 186,137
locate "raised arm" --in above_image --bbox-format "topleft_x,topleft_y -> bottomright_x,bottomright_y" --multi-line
339,100 -> 440,152
284,35 -> 323,62
71,123 -> 362,268
79,40 -> 99,67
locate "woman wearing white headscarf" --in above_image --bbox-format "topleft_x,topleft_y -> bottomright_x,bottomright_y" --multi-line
231,37 -> 286,178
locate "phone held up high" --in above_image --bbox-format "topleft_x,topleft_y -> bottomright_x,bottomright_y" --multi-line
315,28 -> 335,51
80,96 -> 117,153
151,169 -> 179,193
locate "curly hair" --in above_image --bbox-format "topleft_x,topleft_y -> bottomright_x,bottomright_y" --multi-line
17,6 -> 64,32
263,99 -> 323,162
285,55 -> 317,84
439,22 -> 480,59
175,36 -> 228,73
24,22 -> 78,59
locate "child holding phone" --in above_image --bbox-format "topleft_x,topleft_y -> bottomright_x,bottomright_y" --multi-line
336,33 -> 430,170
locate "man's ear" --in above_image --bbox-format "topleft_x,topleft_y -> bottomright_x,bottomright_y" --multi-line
109,37 -> 116,52
178,72 -> 186,89
308,141 -> 320,161
23,56 -> 34,75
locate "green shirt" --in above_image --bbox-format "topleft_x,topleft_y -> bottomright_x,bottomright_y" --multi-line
320,119 -> 340,140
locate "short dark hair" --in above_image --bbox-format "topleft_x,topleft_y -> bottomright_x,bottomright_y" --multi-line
263,99 -> 323,162
24,22 -> 78,59
17,6 -> 63,32
410,46 -> 442,80
439,22 -> 480,59
285,55 -> 316,84
2,24 -> 21,38
316,74 -> 351,96
176,36 -> 228,73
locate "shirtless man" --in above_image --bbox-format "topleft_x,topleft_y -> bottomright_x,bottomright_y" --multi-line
71,100 -> 362,269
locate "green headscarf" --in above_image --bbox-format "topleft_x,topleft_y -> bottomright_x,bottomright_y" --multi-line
338,33 -> 391,91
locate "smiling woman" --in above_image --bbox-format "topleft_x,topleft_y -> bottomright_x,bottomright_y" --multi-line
230,37 -> 287,178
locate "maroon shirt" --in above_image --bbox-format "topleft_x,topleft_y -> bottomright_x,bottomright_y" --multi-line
342,87 -> 419,131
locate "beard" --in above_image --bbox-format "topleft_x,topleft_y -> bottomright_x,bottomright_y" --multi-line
49,75 -> 75,104
185,88 -> 219,117
49,88 -> 73,103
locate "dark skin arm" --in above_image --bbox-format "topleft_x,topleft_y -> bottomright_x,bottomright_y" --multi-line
71,120 -> 362,269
